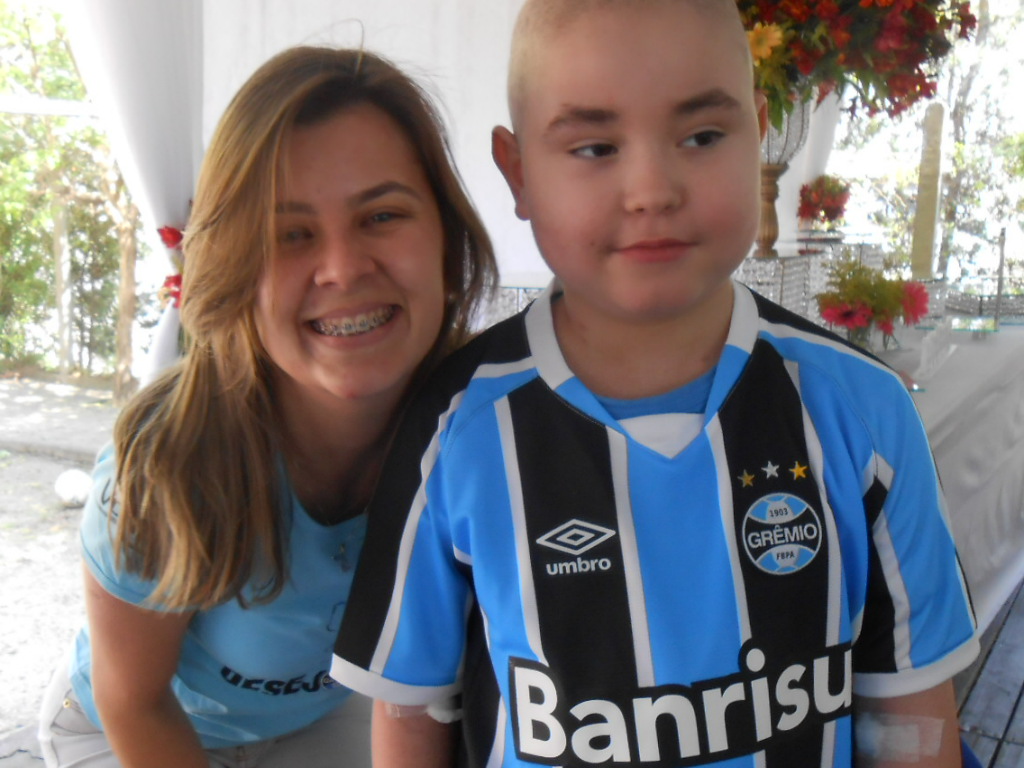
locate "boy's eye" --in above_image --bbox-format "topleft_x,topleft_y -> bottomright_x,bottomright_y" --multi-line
683,130 -> 725,148
571,143 -> 617,159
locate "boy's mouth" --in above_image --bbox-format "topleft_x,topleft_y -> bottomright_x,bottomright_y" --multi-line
310,306 -> 396,337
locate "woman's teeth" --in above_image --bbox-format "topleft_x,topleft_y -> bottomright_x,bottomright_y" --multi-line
311,306 -> 395,337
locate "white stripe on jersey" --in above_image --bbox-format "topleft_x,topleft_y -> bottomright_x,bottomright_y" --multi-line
707,417 -> 752,643
478,607 -> 507,768
371,390 -> 464,675
820,720 -> 837,768
872,510 -> 913,669
870,453 -> 895,496
497,396 -> 548,666
484,702 -> 507,768
782,355 -> 844,768
474,357 -> 536,381
758,317 -> 901,380
786,358 -> 844,648
607,427 -> 655,687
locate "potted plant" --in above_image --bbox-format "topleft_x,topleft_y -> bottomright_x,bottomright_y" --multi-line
816,257 -> 930,349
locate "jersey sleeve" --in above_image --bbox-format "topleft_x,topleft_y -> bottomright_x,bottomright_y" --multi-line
841,366 -> 979,698
331,389 -> 471,706
79,442 -> 159,605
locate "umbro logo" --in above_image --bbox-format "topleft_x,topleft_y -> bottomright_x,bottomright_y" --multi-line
536,519 -> 615,556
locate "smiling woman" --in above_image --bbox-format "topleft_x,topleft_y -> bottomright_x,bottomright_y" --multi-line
34,46 -> 496,768
259,103 -> 446,414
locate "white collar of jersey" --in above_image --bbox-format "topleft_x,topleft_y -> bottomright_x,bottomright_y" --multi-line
524,278 -> 760,392
524,280 -> 574,390
725,280 -> 760,356
523,280 -> 762,457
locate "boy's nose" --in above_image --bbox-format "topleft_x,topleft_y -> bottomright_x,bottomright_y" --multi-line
314,235 -> 376,288
623,149 -> 683,214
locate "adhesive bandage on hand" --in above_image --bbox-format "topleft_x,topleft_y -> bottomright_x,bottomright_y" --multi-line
855,712 -> 944,763
382,696 -> 462,723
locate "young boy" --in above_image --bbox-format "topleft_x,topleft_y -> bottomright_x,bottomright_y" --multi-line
332,1 -> 979,766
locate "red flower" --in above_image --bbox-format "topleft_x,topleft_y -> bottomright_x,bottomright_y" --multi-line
158,226 -> 184,249
780,0 -> 813,22
791,40 -> 824,76
162,274 -> 182,309
816,0 -> 841,20
901,281 -> 930,325
957,3 -> 977,37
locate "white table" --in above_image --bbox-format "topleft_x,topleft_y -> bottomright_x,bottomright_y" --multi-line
882,324 -> 1024,632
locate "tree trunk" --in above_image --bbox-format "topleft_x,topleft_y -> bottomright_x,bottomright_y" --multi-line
51,200 -> 72,376
114,201 -> 139,405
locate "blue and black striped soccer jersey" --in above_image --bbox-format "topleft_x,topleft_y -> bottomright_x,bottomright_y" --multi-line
333,281 -> 978,768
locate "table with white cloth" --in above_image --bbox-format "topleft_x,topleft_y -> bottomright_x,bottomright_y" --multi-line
881,324 -> 1024,633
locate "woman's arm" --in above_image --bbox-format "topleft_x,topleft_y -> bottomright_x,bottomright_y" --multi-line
84,566 -> 207,768
371,699 -> 455,768
854,680 -> 962,767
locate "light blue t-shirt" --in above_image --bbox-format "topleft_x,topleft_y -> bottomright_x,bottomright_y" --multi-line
71,443 -> 365,747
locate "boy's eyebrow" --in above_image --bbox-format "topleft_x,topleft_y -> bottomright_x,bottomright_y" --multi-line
673,88 -> 742,116
543,88 -> 742,137
544,106 -> 617,137
274,181 -> 423,214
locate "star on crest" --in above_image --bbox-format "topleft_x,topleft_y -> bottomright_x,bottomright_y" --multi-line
789,461 -> 808,480
762,461 -> 779,478
738,470 -> 755,488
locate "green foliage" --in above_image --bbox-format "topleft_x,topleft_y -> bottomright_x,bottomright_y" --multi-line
0,0 -> 138,373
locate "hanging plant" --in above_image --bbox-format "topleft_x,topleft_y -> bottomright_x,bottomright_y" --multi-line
799,174 -> 852,225
738,0 -> 977,129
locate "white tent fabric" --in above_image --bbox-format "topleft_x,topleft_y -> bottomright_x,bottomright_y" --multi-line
65,0 -> 203,237
65,0 -> 204,383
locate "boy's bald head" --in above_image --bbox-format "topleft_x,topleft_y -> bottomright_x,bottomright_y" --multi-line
507,0 -> 753,130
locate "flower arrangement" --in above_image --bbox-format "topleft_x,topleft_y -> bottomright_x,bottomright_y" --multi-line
799,174 -> 851,225
739,0 -> 977,129
816,258 -> 929,348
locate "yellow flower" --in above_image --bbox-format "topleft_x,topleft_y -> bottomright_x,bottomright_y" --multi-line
747,22 -> 783,64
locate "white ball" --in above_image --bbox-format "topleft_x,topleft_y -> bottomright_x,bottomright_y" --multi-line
55,468 -> 93,508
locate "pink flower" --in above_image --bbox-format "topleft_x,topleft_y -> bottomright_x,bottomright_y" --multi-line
821,302 -> 872,329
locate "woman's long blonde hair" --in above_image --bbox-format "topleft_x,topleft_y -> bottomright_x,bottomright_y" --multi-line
113,47 -> 497,611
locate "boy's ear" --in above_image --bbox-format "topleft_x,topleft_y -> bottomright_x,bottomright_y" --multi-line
754,91 -> 769,142
492,126 -> 530,221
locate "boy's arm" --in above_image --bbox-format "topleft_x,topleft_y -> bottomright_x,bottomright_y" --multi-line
372,699 -> 455,768
853,680 -> 962,767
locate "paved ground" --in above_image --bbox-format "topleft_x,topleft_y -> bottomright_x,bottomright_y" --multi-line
0,375 -> 119,764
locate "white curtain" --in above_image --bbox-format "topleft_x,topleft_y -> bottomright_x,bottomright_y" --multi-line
65,0 -> 204,382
